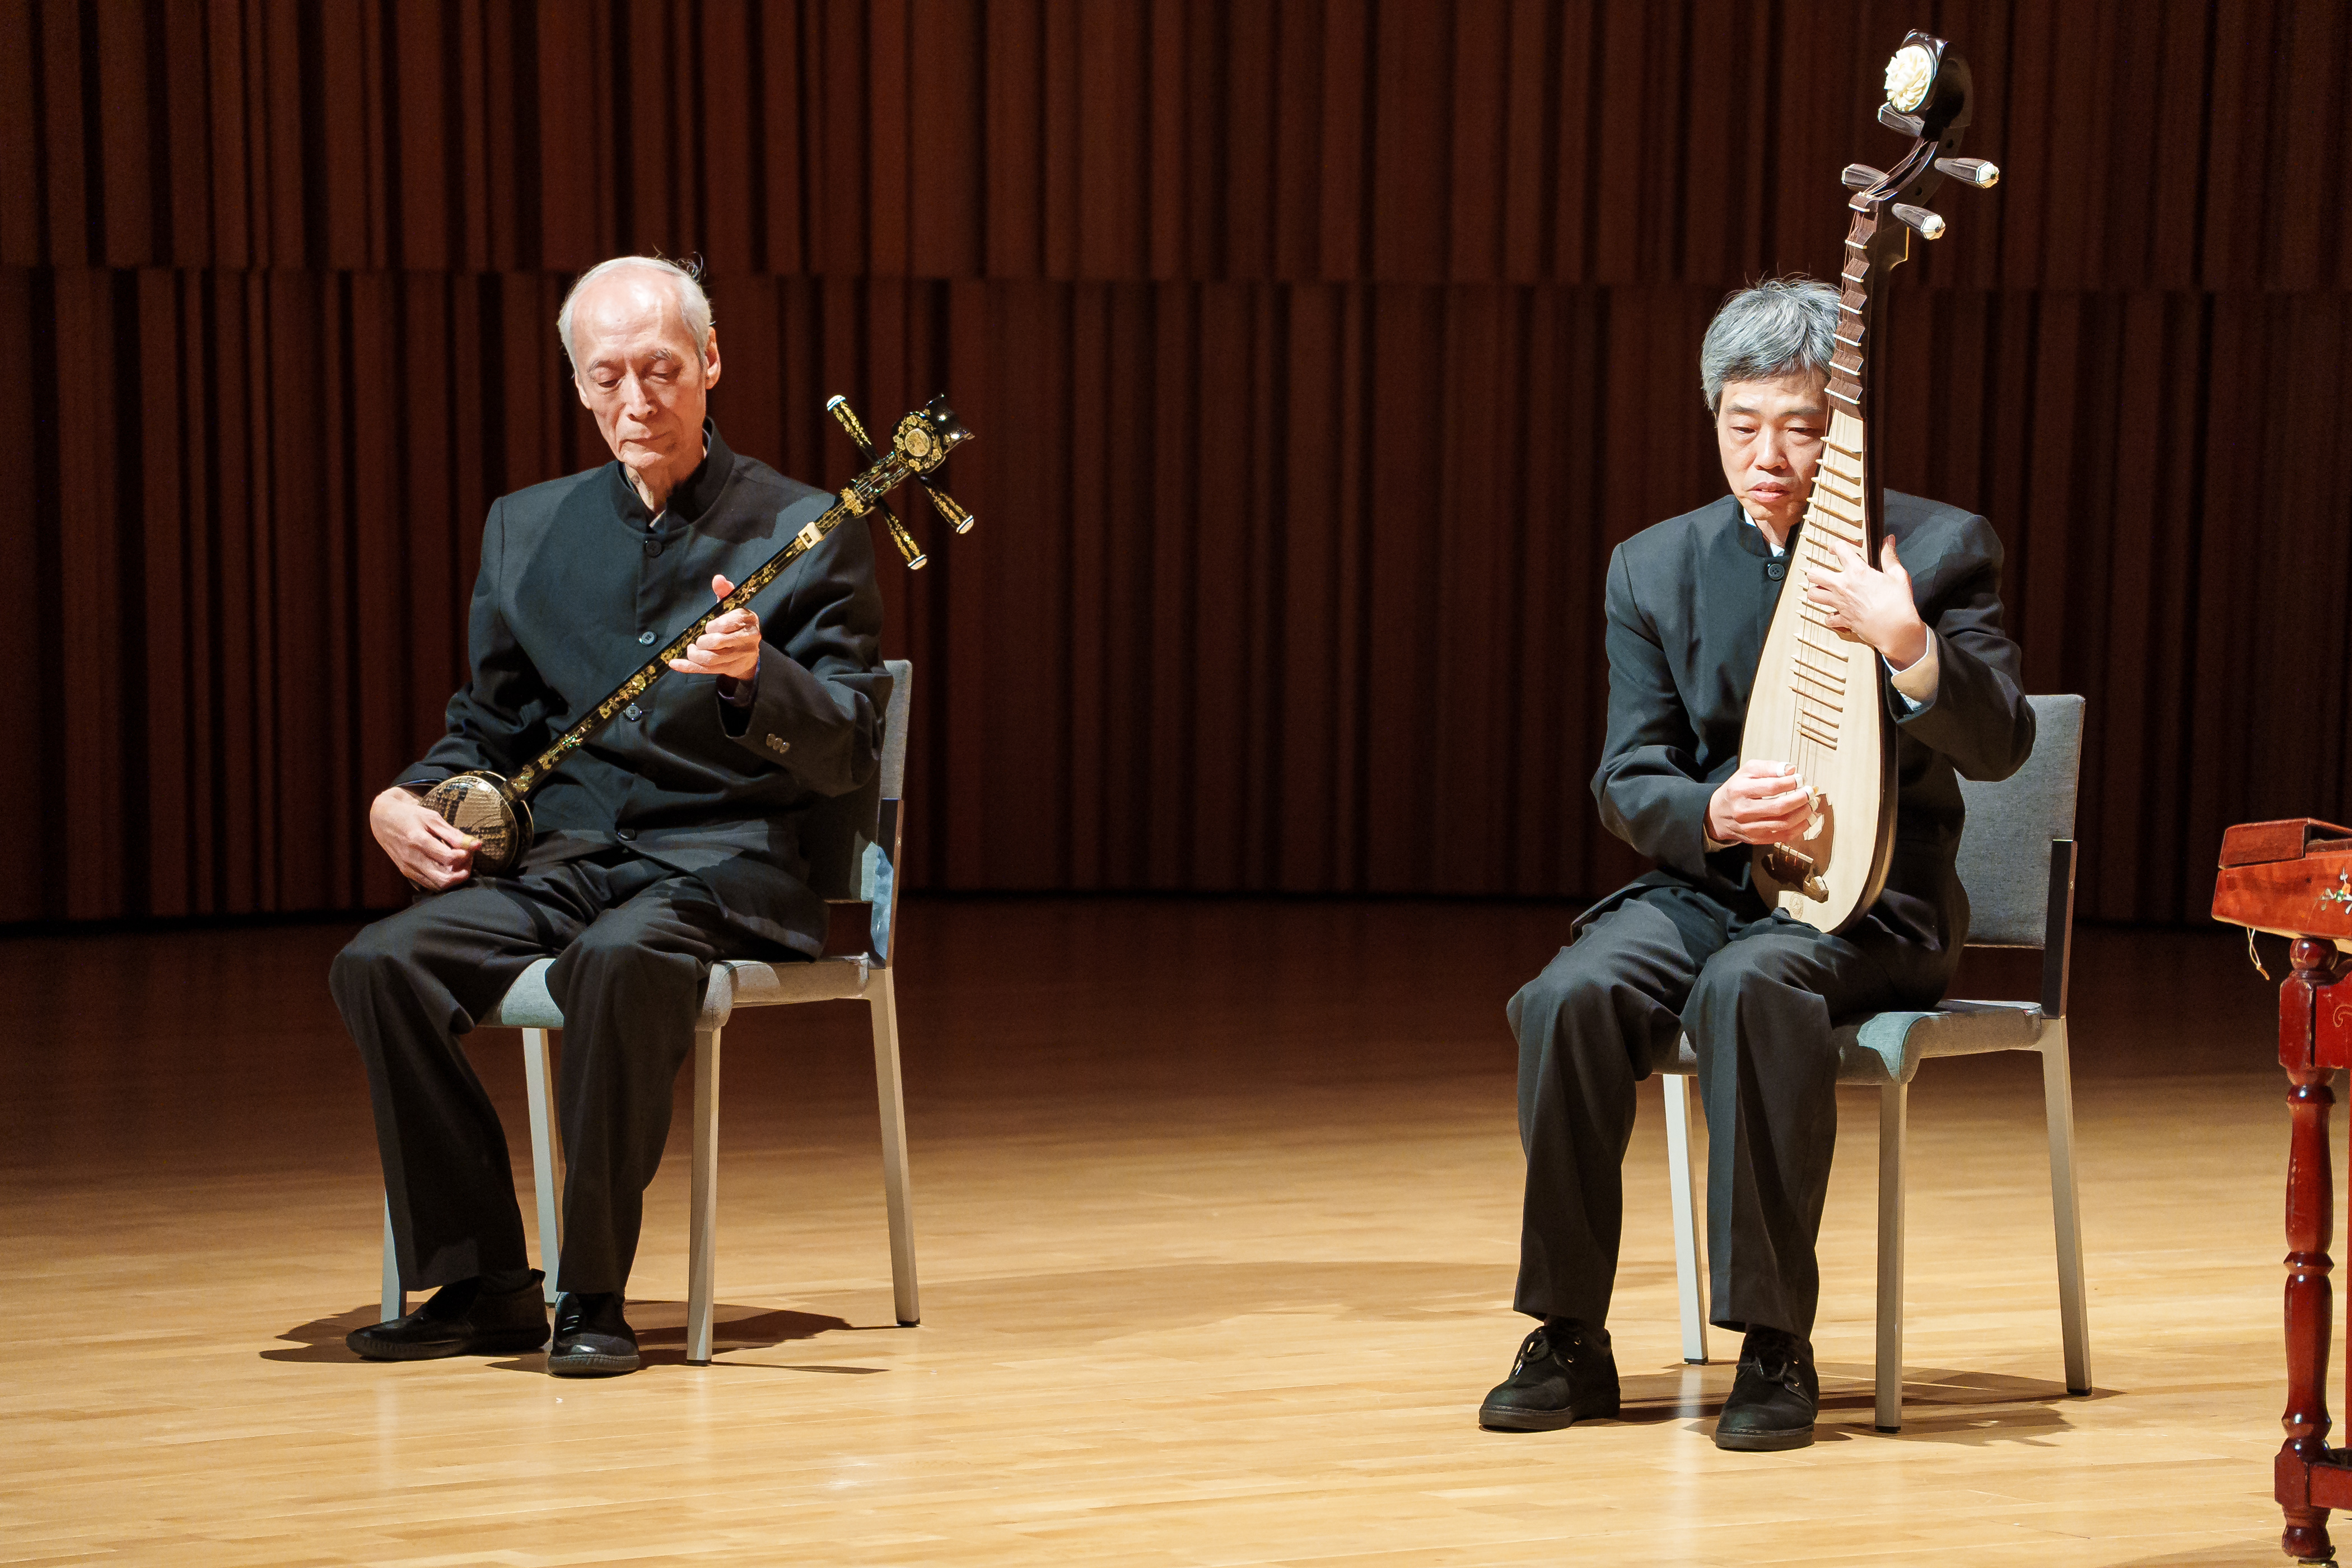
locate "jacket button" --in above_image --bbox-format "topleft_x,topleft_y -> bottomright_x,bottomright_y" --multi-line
764,735 -> 791,755
617,827 -> 636,841
624,703 -> 642,722
638,631 -> 656,645
644,538 -> 661,558
1766,561 -> 1786,581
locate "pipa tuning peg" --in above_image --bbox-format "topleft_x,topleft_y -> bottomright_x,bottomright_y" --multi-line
919,478 -> 976,534
1877,102 -> 1924,138
1892,203 -> 1947,240
1934,156 -> 2000,189
1841,163 -> 1886,190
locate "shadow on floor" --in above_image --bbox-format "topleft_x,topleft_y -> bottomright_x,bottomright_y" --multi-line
263,1300 -> 861,1366
629,1301 -> 863,1368
263,1302 -> 422,1364
1818,1361 -> 2112,1447
1605,1361 -> 2099,1446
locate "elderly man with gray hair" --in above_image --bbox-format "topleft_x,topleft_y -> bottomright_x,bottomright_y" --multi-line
333,255 -> 892,1376
1480,277 -> 2033,1448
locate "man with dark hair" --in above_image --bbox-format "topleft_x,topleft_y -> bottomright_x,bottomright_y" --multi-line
1479,277 -> 2033,1449
335,256 -> 892,1376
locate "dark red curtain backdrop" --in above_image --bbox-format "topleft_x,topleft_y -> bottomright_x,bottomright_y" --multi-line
3,0 -> 2348,924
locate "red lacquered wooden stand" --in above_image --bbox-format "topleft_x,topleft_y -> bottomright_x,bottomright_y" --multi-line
2215,818 -> 2352,1563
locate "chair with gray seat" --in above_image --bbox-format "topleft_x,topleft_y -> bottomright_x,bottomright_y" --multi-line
1656,691 -> 2090,1432
379,658 -> 921,1362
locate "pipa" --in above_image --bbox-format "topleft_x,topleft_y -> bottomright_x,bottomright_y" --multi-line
1742,30 -> 1999,932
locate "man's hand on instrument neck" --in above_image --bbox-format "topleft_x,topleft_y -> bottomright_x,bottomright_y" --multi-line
666,573 -> 764,684
1805,536 -> 1930,671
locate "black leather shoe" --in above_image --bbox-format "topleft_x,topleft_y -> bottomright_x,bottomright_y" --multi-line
346,1272 -> 549,1361
1478,1320 -> 1620,1431
1714,1327 -> 1818,1451
547,1291 -> 641,1376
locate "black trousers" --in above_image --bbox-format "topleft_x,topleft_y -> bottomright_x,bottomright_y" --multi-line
1508,881 -> 1952,1339
330,851 -> 787,1296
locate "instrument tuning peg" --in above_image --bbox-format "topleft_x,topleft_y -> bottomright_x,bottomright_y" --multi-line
1892,203 -> 1947,240
1877,102 -> 1924,138
1933,156 -> 2000,189
1841,163 -> 1886,190
825,394 -> 883,463
918,477 -> 976,534
877,501 -> 928,570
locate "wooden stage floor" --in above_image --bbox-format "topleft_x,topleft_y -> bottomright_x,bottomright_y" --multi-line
0,897 -> 2313,1565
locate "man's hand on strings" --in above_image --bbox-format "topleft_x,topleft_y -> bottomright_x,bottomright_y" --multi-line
1707,760 -> 1814,847
371,786 -> 478,890
666,573 -> 763,682
1805,536 -> 1929,670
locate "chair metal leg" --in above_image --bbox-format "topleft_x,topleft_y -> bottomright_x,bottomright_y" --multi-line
521,1028 -> 563,1304
1876,1081 -> 1909,1432
688,1025 -> 722,1365
869,968 -> 921,1327
2040,1020 -> 2094,1395
380,1196 -> 403,1324
1663,1071 -> 1708,1364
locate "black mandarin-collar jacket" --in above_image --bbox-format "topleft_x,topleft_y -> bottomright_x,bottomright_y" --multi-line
1586,489 -> 2035,961
402,423 -> 892,956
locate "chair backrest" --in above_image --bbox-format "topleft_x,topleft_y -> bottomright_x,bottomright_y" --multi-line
800,660 -> 913,918
860,660 -> 913,962
1951,693 -> 2085,948
876,658 -> 913,802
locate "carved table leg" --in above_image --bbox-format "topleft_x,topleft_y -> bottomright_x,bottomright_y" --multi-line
2283,938 -> 2341,1564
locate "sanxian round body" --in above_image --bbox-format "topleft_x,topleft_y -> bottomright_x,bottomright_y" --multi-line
420,771 -> 532,878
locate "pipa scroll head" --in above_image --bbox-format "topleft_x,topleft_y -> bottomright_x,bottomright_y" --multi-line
1850,31 -> 1992,256
1878,31 -> 1972,141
